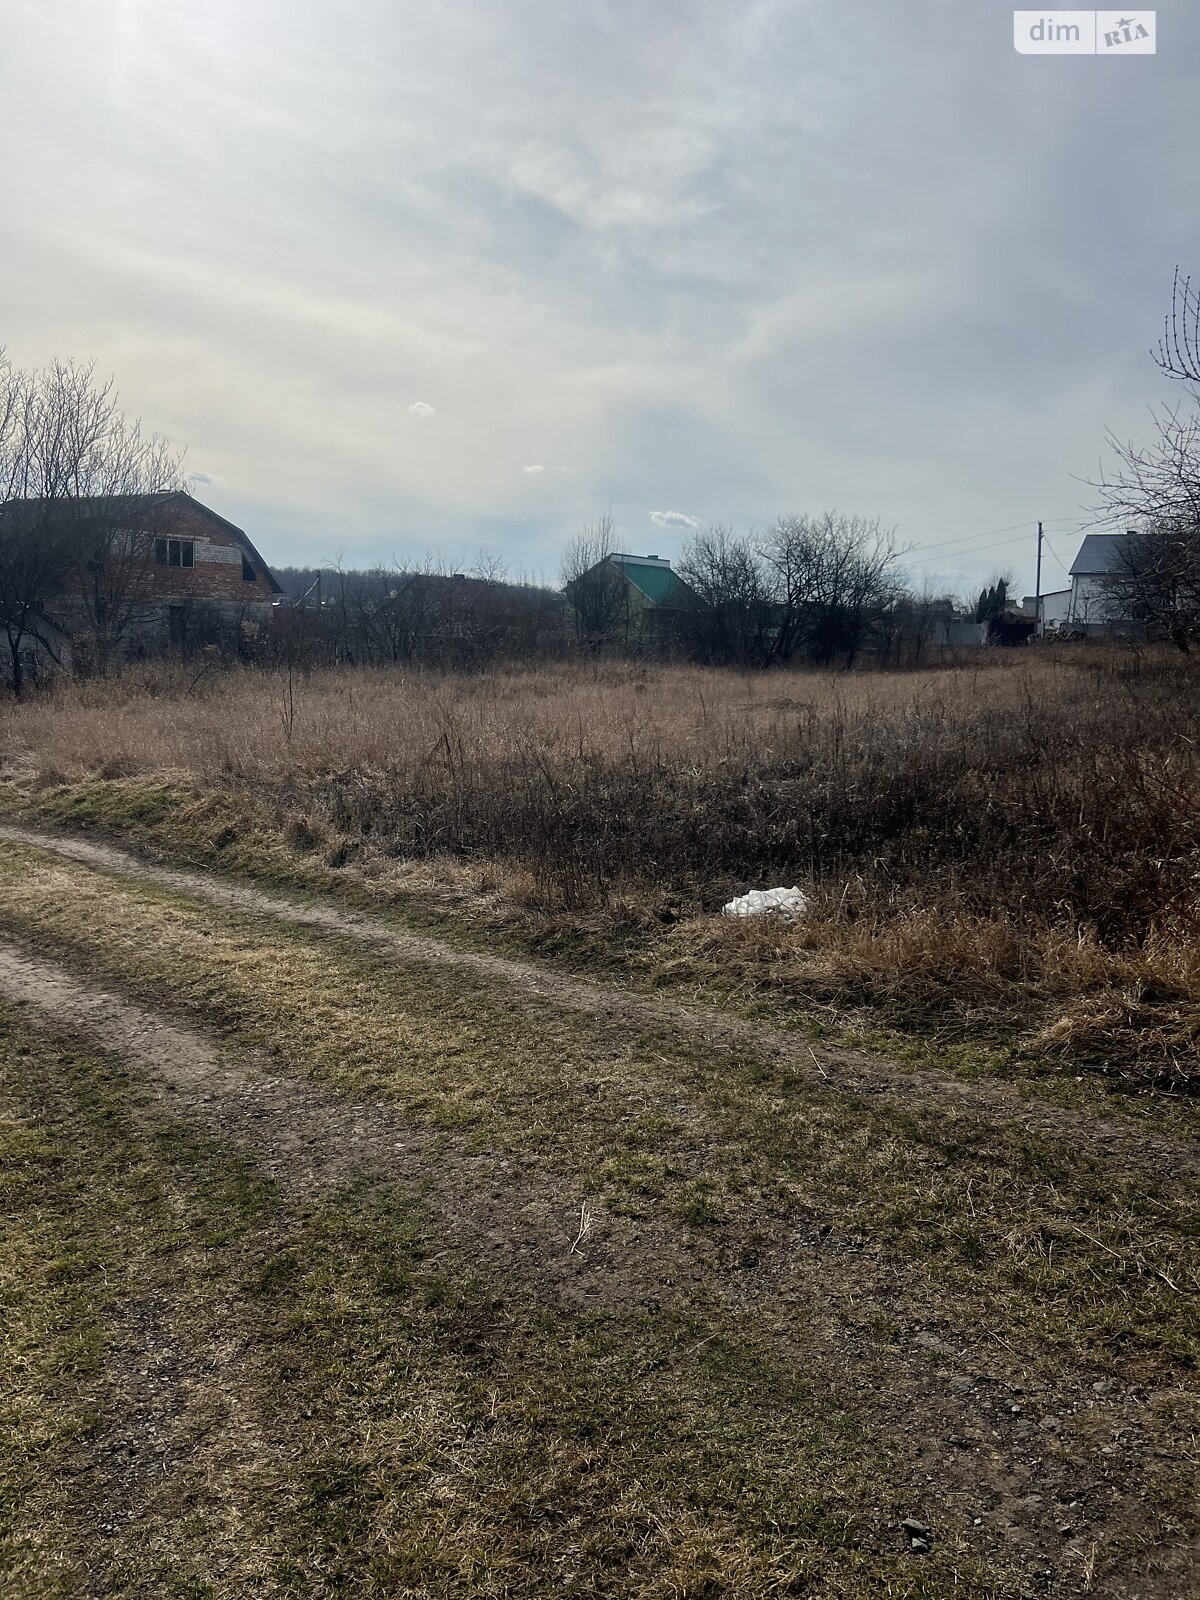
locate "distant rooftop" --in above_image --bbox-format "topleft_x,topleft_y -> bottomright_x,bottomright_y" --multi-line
610,552 -> 691,607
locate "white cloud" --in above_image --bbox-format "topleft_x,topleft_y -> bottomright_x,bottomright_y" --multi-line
522,463 -> 545,473
188,469 -> 216,485
407,400 -> 436,417
650,509 -> 701,530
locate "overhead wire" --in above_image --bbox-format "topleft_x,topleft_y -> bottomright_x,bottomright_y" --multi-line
908,517 -> 1084,563
1039,534 -> 1072,577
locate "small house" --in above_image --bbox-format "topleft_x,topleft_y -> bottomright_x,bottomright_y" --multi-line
1065,533 -> 1139,633
565,551 -> 695,650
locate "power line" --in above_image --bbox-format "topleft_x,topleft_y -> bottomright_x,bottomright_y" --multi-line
906,529 -> 1034,563
913,519 -> 1032,554
1040,535 -> 1071,576
908,518 -> 1088,563
909,517 -> 1079,560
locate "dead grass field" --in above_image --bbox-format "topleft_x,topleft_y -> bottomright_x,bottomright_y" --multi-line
1,648 -> 1197,1088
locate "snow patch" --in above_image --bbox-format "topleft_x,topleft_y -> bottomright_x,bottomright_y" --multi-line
721,886 -> 809,919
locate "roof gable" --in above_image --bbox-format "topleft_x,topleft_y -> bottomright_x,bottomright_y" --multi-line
171,494 -> 283,594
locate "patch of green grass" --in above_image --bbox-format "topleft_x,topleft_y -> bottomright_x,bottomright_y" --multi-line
0,1006 -> 278,1597
675,1181 -> 728,1229
2,1003 -> 1019,1598
598,1150 -> 678,1215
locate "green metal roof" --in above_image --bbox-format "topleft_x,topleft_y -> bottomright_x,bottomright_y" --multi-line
612,554 -> 692,607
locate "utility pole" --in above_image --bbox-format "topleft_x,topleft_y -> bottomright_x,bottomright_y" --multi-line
1034,520 -> 1043,637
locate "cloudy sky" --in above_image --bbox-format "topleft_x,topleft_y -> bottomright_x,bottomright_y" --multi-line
2,1 -> 1196,595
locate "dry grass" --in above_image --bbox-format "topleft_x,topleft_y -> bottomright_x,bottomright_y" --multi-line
2,647 -> 1198,1087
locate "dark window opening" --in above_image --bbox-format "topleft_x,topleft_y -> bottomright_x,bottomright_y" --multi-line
157,538 -> 194,568
242,553 -> 255,582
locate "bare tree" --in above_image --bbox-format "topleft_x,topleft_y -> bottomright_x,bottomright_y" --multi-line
1103,522 -> 1200,651
1091,268 -> 1200,650
1156,266 -> 1200,384
1095,404 -> 1200,535
561,513 -> 628,649
873,582 -> 956,667
763,511 -> 902,665
470,547 -> 508,584
676,512 -> 904,668
0,356 -> 76,693
676,526 -> 774,665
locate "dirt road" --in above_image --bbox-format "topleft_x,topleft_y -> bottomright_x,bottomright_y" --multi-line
0,822 -> 1195,1599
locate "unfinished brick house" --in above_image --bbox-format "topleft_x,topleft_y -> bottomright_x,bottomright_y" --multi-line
2,491 -> 282,681
135,493 -> 282,649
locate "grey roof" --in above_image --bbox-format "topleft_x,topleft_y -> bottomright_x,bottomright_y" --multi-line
1069,533 -> 1136,577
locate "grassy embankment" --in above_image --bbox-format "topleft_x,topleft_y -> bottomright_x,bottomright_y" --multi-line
0,648 -> 1197,1089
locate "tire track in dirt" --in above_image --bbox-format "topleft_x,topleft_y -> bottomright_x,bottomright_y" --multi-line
0,939 -> 415,1190
0,936 -> 732,1317
0,819 -> 1194,1181
2,934 -> 1192,1599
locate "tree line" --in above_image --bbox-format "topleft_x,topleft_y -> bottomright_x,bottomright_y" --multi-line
269,561 -> 571,669
562,509 -> 955,667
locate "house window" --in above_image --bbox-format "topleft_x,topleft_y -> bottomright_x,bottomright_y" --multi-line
155,538 -> 194,568
242,553 -> 255,582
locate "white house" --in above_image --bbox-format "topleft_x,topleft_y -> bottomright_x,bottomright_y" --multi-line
1066,533 -> 1138,631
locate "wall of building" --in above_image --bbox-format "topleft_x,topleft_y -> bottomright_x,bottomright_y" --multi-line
1039,590 -> 1072,629
142,501 -> 277,605
1068,574 -> 1116,626
937,619 -> 988,648
122,596 -> 275,656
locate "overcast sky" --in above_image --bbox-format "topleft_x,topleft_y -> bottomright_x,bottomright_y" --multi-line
2,0 -> 1196,595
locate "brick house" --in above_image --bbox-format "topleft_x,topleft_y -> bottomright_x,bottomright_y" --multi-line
1,491 -> 282,680
135,493 -> 282,648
